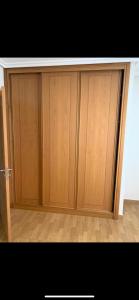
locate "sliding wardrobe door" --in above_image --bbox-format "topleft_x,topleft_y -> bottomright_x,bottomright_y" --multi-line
42,72 -> 79,209
77,71 -> 122,212
11,74 -> 41,206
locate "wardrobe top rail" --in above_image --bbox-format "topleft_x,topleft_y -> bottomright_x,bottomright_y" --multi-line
4,63 -> 129,75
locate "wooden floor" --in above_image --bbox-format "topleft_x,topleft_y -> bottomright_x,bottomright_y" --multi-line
0,202 -> 139,242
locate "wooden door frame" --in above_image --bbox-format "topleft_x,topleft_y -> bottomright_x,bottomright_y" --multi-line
0,87 -> 11,241
4,63 -> 130,219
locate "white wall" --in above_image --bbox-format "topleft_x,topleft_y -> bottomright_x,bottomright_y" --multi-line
0,66 -> 4,87
119,62 -> 139,214
1,57 -> 139,68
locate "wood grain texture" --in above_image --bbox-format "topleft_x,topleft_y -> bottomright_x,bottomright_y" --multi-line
4,71 -> 15,206
0,201 -> 138,242
77,71 -> 122,212
12,203 -> 113,218
42,72 -> 79,209
11,74 -> 41,206
0,88 -> 11,241
113,64 -> 130,218
4,63 -> 130,218
5,63 -> 127,75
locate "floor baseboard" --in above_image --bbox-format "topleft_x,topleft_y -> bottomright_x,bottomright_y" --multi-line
124,199 -> 139,205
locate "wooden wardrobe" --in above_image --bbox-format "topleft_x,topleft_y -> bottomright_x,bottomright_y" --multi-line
4,63 -> 130,219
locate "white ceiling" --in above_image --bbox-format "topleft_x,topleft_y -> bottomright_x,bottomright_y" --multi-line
0,57 -> 139,69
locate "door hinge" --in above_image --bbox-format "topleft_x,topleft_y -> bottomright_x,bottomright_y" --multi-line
0,168 -> 12,177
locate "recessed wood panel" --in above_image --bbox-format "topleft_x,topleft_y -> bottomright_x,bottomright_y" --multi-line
42,72 -> 79,209
11,74 -> 41,206
77,71 -> 122,212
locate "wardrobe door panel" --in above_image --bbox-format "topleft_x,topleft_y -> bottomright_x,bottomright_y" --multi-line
11,74 -> 41,206
77,71 -> 122,212
42,72 -> 79,209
